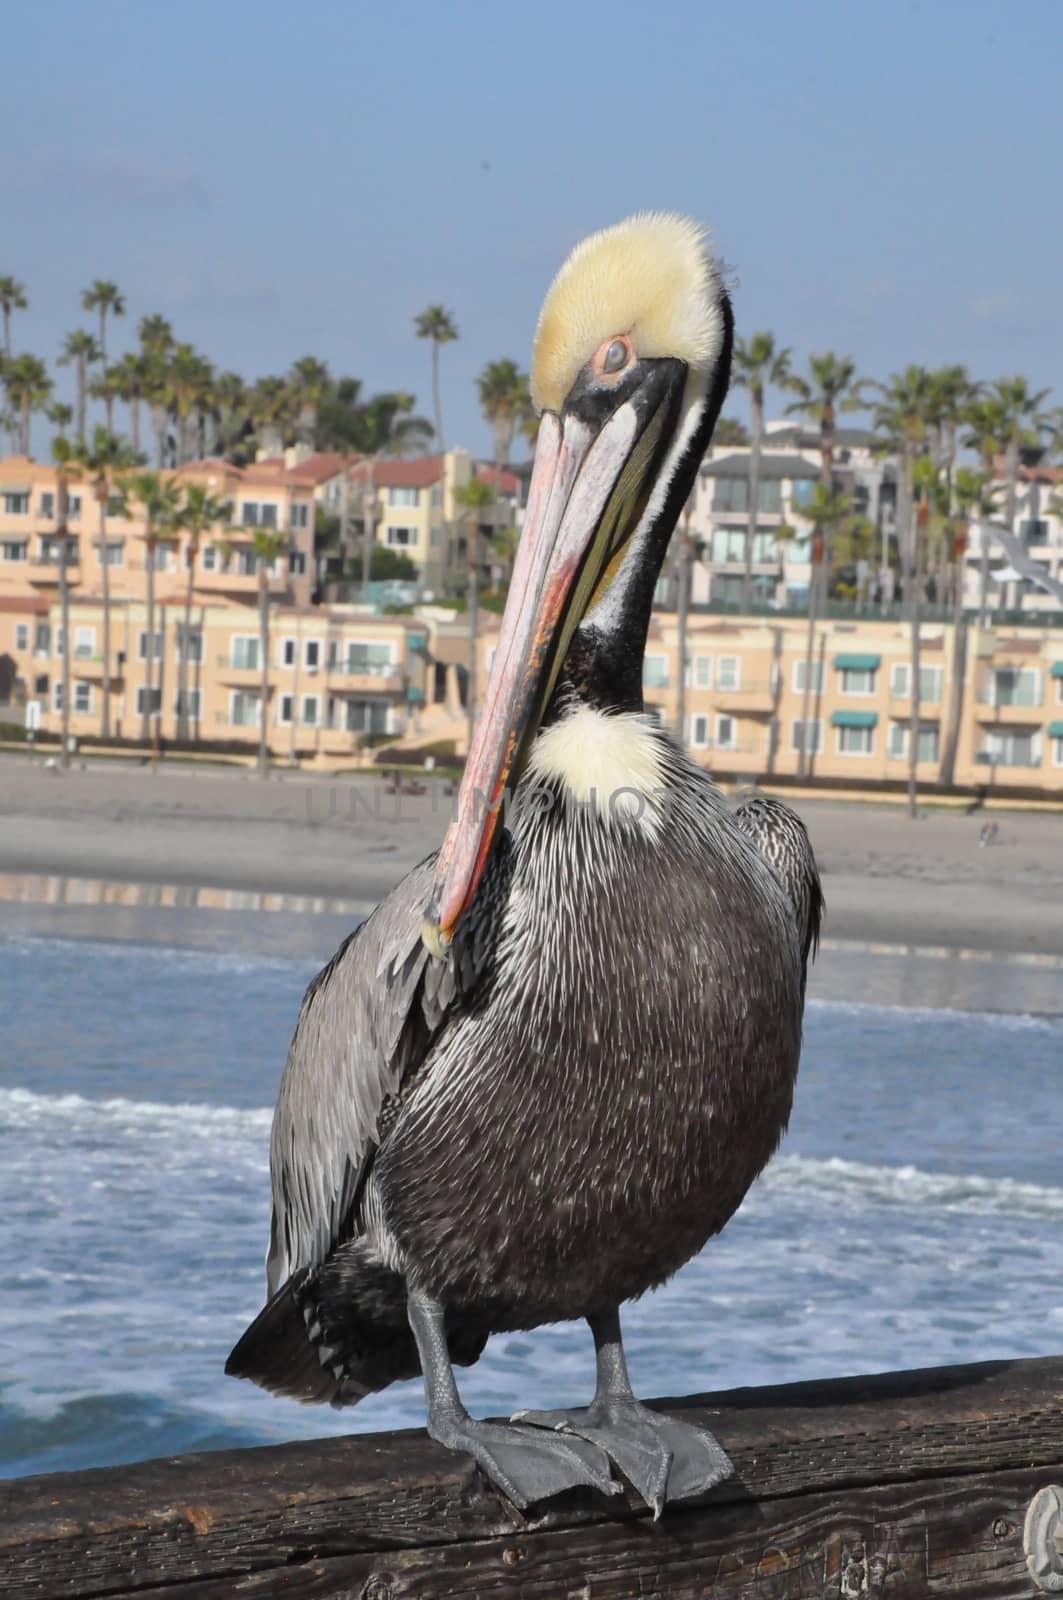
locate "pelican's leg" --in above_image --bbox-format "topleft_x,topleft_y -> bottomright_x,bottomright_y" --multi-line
514,1309 -> 733,1516
406,1291 -> 619,1510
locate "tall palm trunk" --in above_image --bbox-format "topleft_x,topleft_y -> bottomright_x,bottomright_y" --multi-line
75,357 -> 87,445
257,566 -> 270,777
432,342 -> 444,456
938,547 -> 968,788
338,459 -> 352,578
57,486 -> 72,771
97,496 -> 112,740
150,404 -> 167,468
129,399 -> 141,458
361,461 -> 376,595
178,547 -> 196,741
797,410 -> 835,780
21,396 -> 31,457
142,534 -> 156,742
466,512 -> 479,754
742,387 -> 763,612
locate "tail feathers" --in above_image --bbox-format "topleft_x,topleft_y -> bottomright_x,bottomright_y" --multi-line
226,1263 -> 489,1408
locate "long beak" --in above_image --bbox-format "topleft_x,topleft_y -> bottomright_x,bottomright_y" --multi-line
422,375 -> 679,956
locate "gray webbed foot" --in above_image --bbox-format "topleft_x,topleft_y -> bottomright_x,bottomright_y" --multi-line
514,1398 -> 733,1517
428,1409 -> 620,1510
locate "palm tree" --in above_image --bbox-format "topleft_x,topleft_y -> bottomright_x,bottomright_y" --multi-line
124,471 -> 181,741
137,318 -> 175,468
963,392 -> 1008,623
250,528 -> 286,775
989,375 -> 1052,531
452,476 -> 494,750
925,366 -> 973,494
81,280 -> 125,363
0,276 -> 27,448
58,330 -> 101,444
209,370 -> 250,460
249,375 -> 293,459
349,392 -> 433,591
713,416 -> 750,447
114,352 -> 146,456
166,344 -> 213,463
478,360 -> 527,600
138,314 -> 173,359
4,354 -> 52,456
88,364 -> 126,438
938,467 -> 998,787
47,401 -> 73,440
51,432 -> 81,770
174,483 -> 232,739
287,356 -> 330,449
414,306 -> 458,455
77,428 -> 136,739
732,332 -> 792,610
793,485 -> 863,780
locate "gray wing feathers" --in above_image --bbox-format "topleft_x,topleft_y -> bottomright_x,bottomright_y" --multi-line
267,857 -> 441,1298
734,795 -> 824,972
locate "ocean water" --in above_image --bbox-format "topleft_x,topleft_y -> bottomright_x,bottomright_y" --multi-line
1,929 -> 1062,1480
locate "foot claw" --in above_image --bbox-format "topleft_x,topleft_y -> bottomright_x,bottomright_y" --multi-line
518,1399 -> 732,1513
429,1413 -> 619,1509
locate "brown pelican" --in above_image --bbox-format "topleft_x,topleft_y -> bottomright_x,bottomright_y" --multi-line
228,212 -> 822,1515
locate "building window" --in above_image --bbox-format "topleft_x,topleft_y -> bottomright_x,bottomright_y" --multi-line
137,630 -> 164,662
34,674 -> 49,695
280,638 -> 296,668
2,540 -> 28,561
2,490 -> 29,515
643,654 -> 668,690
53,682 -> 63,710
230,690 -> 261,727
305,639 -> 321,671
890,662 -> 942,702
39,536 -> 77,564
15,623 -> 28,650
174,688 -> 201,720
34,623 -> 50,654
715,715 -> 737,751
344,641 -> 395,675
288,548 -> 307,576
97,541 -> 124,567
54,627 -> 64,657
387,486 -> 420,507
289,502 -> 310,530
1019,519 -> 1049,547
278,694 -> 294,725
135,686 -> 162,715
40,492 -> 55,518
839,666 -> 876,695
74,627 -> 96,660
980,730 -> 1038,768
1052,735 -> 1063,768
889,721 -> 940,763
201,544 -> 217,571
717,656 -> 740,691
985,668 -> 1040,708
146,544 -> 171,571
385,525 -> 417,548
240,501 -> 279,529
690,655 -> 712,689
690,714 -> 710,747
344,698 -> 390,735
177,627 -> 203,664
67,495 -> 81,519
710,526 -> 747,564
791,719 -> 822,754
230,636 -> 260,670
793,659 -> 823,694
74,682 -> 92,715
837,724 -> 874,756
301,694 -> 319,727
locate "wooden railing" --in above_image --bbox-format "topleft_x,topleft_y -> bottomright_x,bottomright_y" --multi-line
3,1355 -> 1062,1597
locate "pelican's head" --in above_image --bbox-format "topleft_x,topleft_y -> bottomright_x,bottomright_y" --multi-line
424,212 -> 732,953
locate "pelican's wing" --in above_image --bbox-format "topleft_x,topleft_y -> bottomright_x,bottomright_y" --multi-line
734,795 -> 824,976
266,854 -> 468,1298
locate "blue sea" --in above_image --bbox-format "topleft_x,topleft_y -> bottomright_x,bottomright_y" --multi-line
2,923 -> 1062,1480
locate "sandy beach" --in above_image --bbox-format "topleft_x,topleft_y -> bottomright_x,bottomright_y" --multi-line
0,754 -> 1061,957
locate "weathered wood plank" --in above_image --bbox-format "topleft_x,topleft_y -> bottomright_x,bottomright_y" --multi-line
2,1355 -> 1062,1599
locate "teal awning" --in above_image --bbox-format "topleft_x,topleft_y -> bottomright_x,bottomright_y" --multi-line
831,709 -> 878,729
834,653 -> 881,671
1048,721 -> 1063,738
1050,661 -> 1063,679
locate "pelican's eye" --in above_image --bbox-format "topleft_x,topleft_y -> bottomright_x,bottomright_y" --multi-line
591,334 -> 634,381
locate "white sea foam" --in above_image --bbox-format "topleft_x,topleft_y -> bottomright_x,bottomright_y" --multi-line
0,1085 -> 273,1136
763,1154 -> 1063,1220
807,997 -> 1062,1031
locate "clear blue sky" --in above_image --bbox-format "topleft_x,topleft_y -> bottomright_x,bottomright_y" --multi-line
3,0 -> 1060,459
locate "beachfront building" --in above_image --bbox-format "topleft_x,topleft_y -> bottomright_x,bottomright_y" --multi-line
960,462 -> 1063,617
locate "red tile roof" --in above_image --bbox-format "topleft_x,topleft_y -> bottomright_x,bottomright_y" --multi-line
0,595 -> 47,615
476,465 -> 519,494
285,452 -> 347,486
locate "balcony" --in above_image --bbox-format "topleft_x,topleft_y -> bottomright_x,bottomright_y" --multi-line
328,667 -> 404,696
975,692 -> 1042,724
196,568 -> 286,597
713,680 -> 776,714
71,654 -> 123,680
215,654 -> 264,685
28,556 -> 81,586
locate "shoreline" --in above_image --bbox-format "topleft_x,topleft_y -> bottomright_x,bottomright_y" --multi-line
1,755 -> 1061,960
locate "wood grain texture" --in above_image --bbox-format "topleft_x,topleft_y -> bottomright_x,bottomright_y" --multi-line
3,1355 -> 1062,1599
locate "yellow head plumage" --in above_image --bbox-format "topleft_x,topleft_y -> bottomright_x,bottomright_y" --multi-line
530,211 -> 725,415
